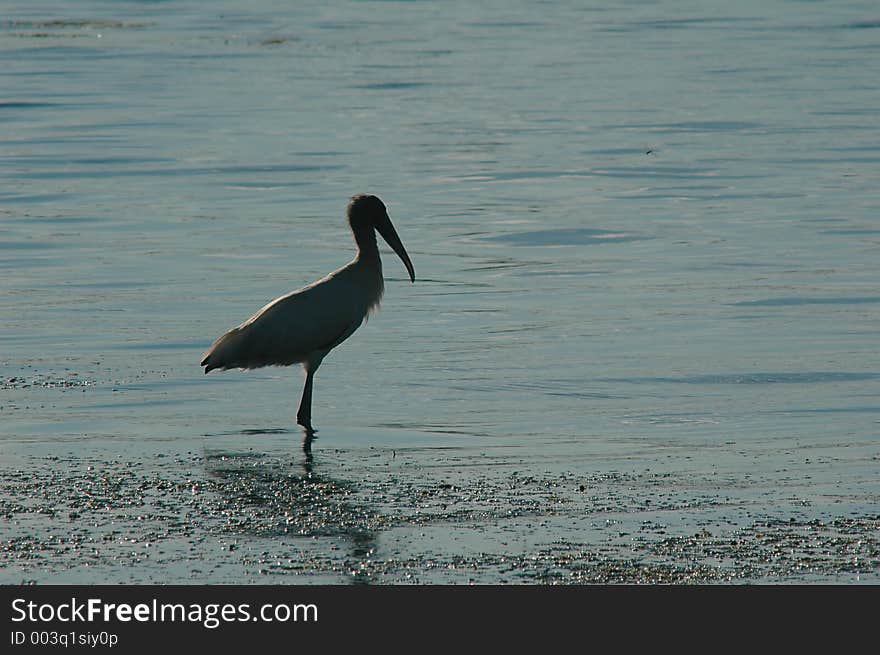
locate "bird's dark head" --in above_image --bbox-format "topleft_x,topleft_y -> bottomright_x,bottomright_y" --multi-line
347,194 -> 387,231
347,194 -> 415,283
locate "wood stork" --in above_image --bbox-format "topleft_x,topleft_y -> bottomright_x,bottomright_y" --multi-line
201,194 -> 415,435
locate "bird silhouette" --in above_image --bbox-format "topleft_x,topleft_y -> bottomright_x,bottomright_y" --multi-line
201,194 -> 415,436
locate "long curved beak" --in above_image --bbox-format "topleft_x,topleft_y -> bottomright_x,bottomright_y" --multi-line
375,213 -> 415,283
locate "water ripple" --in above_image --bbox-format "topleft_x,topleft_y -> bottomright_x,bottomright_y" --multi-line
482,228 -> 650,246
731,297 -> 880,307
602,372 -> 879,385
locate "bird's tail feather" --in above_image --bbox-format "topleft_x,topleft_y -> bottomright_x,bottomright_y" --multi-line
200,327 -> 246,373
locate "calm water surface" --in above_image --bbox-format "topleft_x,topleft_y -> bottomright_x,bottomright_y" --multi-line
1,1 -> 878,582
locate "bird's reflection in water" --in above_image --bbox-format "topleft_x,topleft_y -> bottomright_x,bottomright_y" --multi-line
204,430 -> 377,585
301,430 -> 377,585
301,427 -> 315,475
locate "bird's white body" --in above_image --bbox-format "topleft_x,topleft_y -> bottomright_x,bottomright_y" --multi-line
203,254 -> 383,372
201,194 -> 414,435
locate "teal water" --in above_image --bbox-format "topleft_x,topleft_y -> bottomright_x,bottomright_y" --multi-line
1,1 -> 878,582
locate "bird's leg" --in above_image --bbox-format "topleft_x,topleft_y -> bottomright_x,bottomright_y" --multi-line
297,353 -> 326,436
297,367 -> 315,431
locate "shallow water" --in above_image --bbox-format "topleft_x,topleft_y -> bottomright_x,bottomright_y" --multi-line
1,1 -> 878,583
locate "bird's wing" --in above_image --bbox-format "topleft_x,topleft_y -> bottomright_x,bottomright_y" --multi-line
201,267 -> 367,371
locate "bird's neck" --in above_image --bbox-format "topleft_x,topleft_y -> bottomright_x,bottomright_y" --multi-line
352,225 -> 380,262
